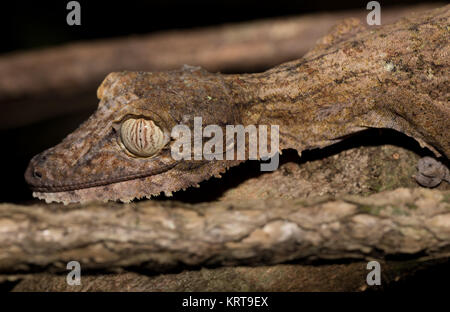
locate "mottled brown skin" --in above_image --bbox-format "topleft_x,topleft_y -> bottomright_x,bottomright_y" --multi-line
25,6 -> 449,204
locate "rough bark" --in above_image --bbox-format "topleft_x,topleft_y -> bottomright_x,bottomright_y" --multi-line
11,258 -> 450,292
0,4 -> 441,129
1,187 -> 449,282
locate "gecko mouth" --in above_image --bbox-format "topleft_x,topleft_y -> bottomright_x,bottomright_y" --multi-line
24,156 -> 179,193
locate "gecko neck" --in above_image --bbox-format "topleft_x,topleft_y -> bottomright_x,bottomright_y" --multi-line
223,58 -> 376,153
224,32 -> 449,159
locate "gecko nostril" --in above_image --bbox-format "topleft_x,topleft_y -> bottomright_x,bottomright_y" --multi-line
33,170 -> 42,179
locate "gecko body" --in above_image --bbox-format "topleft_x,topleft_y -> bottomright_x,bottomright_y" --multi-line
25,8 -> 450,203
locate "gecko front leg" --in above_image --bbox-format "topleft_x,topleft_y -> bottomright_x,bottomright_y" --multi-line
414,157 -> 450,188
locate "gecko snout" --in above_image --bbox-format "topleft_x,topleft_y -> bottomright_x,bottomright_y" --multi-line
24,153 -> 52,190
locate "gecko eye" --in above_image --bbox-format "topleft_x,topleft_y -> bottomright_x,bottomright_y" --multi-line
120,118 -> 167,157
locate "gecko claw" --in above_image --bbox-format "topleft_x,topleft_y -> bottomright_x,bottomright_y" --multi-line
414,157 -> 450,188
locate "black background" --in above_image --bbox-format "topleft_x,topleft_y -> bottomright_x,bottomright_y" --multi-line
2,0 -> 433,54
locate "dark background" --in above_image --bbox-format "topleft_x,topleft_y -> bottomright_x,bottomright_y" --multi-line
2,0 -> 432,54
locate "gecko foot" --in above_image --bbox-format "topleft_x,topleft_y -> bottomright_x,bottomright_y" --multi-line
414,157 -> 450,188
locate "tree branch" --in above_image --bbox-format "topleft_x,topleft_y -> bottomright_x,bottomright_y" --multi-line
1,188 -> 449,281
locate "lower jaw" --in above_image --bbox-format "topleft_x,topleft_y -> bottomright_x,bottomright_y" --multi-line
32,160 -> 242,205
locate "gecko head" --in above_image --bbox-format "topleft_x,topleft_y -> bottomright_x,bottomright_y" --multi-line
25,66 -> 241,203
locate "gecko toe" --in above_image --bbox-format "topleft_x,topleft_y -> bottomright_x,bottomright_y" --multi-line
414,157 -> 449,188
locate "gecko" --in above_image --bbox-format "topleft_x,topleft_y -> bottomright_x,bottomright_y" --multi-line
25,7 -> 450,204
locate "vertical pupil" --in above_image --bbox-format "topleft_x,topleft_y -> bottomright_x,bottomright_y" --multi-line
121,118 -> 164,157
139,119 -> 143,150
